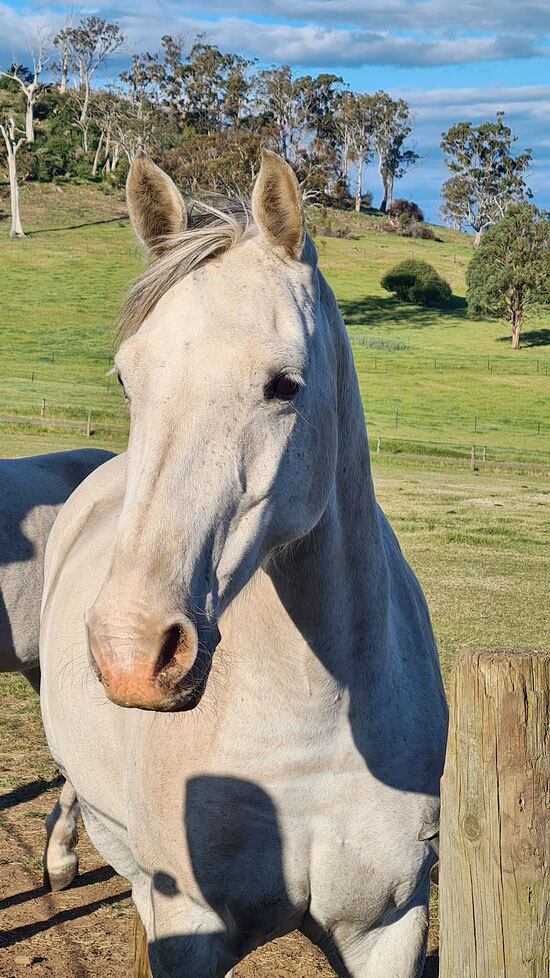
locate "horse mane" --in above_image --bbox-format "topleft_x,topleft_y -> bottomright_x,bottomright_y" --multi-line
117,195 -> 253,345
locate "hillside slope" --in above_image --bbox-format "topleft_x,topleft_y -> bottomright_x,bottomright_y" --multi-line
1,182 -> 548,461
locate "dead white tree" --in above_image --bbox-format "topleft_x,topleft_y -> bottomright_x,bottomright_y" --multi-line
53,11 -> 76,94
0,29 -> 52,143
0,114 -> 26,237
54,17 -> 124,129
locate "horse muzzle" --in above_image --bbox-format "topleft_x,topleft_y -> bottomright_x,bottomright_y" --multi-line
84,607 -> 220,711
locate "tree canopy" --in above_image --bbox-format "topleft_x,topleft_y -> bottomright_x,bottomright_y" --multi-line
466,203 -> 550,348
441,113 -> 532,245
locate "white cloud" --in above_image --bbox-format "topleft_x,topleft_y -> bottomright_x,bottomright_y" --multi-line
150,0 -> 550,35
1,2 -> 549,69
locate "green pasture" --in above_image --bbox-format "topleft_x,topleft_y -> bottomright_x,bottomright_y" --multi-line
1,185 -> 549,464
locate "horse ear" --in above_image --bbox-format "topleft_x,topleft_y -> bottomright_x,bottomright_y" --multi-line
252,150 -> 305,260
126,153 -> 187,256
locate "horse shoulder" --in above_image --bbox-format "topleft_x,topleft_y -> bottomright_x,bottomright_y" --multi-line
42,452 -> 127,616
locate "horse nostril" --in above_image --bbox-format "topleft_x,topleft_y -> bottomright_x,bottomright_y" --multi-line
153,622 -> 198,689
154,624 -> 183,677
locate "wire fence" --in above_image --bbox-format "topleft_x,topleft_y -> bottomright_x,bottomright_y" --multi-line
350,340 -> 550,377
366,407 -> 549,438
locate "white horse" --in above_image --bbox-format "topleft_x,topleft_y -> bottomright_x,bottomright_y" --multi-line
1,447 -> 113,889
40,152 -> 447,977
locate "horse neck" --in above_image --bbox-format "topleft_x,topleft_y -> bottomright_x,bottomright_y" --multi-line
226,276 -> 391,693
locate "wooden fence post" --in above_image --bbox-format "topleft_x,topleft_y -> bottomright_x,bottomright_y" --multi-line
86,410 -> 92,437
470,445 -> 476,471
41,398 -> 46,417
439,650 -> 550,978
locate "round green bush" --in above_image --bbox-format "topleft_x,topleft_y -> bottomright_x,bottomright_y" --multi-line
381,259 -> 452,307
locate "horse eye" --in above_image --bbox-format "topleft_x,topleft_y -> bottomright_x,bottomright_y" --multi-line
117,372 -> 129,403
269,374 -> 299,401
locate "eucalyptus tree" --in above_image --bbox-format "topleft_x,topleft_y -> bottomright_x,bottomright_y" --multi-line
441,113 -> 532,246
0,113 -> 26,236
335,92 -> 373,211
255,65 -> 316,162
467,203 -> 550,349
367,91 -> 418,212
53,11 -> 75,94
53,17 -> 124,127
0,29 -> 52,143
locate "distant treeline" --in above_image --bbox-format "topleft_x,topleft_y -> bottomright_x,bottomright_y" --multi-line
0,16 -> 533,242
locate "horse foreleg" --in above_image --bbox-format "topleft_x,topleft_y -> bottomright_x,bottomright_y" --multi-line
329,895 -> 429,978
132,907 -> 234,978
43,778 -> 80,891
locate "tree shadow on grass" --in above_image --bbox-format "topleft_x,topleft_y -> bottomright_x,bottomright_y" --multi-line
496,328 -> 550,348
27,215 -> 129,236
340,295 -> 467,329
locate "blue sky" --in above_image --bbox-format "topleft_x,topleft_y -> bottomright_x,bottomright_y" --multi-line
2,0 -> 549,221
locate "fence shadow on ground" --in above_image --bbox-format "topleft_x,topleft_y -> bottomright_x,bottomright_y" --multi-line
0,775 -> 64,811
0,889 -> 131,948
340,295 -> 467,329
0,865 -> 117,913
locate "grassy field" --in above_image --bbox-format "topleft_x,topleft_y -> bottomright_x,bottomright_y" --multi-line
1,182 -> 549,462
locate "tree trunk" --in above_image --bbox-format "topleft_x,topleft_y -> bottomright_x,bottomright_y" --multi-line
473,228 -> 482,247
25,98 -> 34,143
110,144 -> 121,173
59,55 -> 68,95
92,132 -> 104,177
355,157 -> 362,212
80,79 -> 90,126
378,160 -> 387,212
7,148 -> 25,238
386,173 -> 394,212
439,649 -> 550,978
511,293 -> 522,349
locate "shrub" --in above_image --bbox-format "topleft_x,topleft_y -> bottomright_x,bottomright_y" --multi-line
387,199 -> 424,223
378,218 -> 436,240
381,259 -> 452,306
318,225 -> 354,239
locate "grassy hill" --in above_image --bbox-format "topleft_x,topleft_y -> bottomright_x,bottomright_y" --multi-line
1,181 -> 549,463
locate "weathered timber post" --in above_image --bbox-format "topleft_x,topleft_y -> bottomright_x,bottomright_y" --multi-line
41,397 -> 46,417
440,650 -> 550,978
470,445 -> 476,471
86,410 -> 92,437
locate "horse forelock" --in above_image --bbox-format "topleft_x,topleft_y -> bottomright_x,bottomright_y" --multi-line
117,196 -> 254,346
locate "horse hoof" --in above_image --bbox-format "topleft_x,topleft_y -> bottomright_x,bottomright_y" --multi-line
43,851 -> 79,892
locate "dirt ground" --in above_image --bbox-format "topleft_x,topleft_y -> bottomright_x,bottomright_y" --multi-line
0,677 -> 438,978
